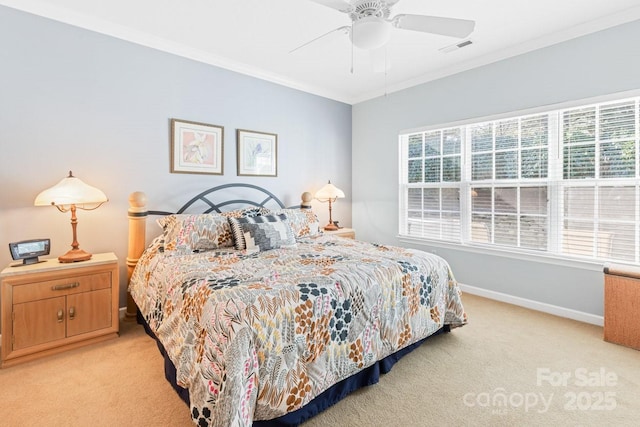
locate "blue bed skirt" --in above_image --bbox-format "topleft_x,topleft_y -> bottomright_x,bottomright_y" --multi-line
138,310 -> 449,426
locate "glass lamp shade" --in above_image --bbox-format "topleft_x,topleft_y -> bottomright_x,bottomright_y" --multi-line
34,171 -> 108,211
315,181 -> 345,201
315,180 -> 345,231
350,16 -> 392,50
34,171 -> 108,263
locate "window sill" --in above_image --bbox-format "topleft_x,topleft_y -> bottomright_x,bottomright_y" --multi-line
397,235 -> 609,272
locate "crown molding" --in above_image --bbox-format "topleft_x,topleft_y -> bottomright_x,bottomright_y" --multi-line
2,1 -> 639,105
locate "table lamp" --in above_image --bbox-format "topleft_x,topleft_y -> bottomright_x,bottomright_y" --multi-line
34,171 -> 108,263
315,180 -> 345,231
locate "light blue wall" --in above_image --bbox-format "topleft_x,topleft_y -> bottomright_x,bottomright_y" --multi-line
0,6 -> 352,307
352,19 -> 640,319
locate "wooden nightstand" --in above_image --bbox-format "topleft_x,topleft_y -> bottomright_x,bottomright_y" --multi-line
1,253 -> 119,367
323,228 -> 355,239
603,263 -> 640,350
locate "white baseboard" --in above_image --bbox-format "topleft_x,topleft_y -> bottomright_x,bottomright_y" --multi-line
459,283 -> 604,327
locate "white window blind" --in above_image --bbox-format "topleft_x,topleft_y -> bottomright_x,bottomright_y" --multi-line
399,96 -> 640,264
405,128 -> 462,241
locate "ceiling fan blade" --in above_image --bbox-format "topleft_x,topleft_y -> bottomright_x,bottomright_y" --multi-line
289,26 -> 351,54
392,14 -> 475,38
307,0 -> 354,13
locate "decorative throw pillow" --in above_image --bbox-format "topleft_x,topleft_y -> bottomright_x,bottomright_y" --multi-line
269,208 -> 321,238
220,206 -> 270,219
228,214 -> 296,251
157,214 -> 234,252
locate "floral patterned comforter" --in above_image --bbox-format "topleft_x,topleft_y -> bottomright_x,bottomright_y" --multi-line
129,235 -> 467,426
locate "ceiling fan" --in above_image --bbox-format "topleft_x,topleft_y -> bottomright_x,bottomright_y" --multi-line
291,0 -> 476,54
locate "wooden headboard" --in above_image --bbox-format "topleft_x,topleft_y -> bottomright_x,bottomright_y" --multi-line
125,183 -> 312,319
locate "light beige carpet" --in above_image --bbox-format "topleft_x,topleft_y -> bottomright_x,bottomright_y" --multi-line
1,293 -> 638,426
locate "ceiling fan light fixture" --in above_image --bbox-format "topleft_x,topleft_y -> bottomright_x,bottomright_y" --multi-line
350,16 -> 391,50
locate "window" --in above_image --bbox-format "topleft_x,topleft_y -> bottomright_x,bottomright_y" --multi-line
399,96 -> 640,264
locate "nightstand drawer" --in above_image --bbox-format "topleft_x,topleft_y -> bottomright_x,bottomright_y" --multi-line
12,271 -> 111,304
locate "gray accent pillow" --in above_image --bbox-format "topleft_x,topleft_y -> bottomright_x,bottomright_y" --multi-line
228,214 -> 296,251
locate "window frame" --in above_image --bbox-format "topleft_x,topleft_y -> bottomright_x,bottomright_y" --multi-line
398,90 -> 640,266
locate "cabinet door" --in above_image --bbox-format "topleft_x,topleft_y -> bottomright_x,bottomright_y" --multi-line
66,288 -> 112,337
13,296 -> 66,350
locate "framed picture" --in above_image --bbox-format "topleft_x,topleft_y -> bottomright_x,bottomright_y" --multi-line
170,118 -> 224,175
236,129 -> 278,177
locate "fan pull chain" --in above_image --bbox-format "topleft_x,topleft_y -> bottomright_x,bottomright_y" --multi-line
384,45 -> 388,97
350,24 -> 354,74
384,73 -> 387,97
384,47 -> 387,96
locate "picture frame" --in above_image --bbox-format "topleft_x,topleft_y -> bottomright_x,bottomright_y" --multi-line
170,118 -> 224,175
236,129 -> 278,177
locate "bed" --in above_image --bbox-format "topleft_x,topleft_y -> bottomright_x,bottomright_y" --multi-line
126,183 -> 467,426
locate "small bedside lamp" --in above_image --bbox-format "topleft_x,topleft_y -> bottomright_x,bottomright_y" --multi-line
315,180 -> 345,231
34,171 -> 108,263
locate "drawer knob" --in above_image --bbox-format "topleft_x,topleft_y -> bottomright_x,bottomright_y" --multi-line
51,282 -> 80,291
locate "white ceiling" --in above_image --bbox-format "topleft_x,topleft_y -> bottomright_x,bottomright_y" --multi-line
3,0 -> 640,104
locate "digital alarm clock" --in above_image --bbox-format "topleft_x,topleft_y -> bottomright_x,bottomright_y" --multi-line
9,238 -> 51,266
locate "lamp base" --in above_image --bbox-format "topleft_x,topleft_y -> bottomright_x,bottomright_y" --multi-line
323,223 -> 339,231
58,248 -> 92,263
